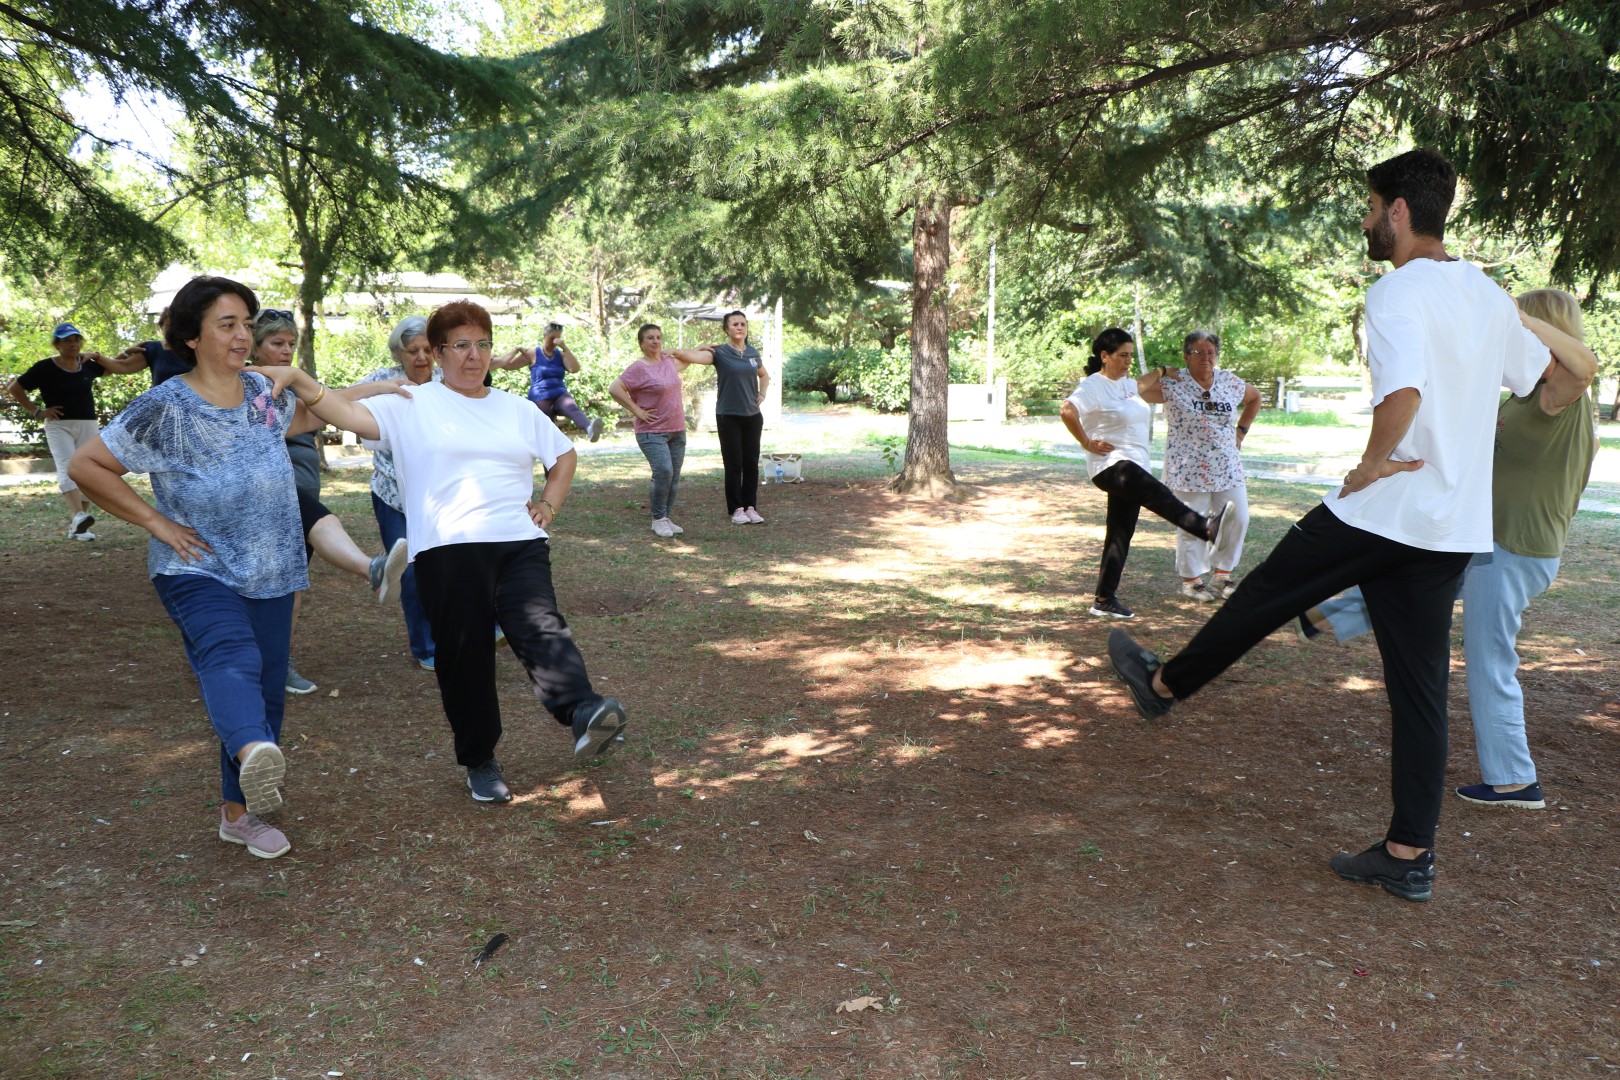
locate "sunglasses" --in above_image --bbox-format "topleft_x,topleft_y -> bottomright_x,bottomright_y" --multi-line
258,309 -> 295,323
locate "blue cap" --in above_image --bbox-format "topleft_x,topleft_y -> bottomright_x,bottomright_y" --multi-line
52,322 -> 83,340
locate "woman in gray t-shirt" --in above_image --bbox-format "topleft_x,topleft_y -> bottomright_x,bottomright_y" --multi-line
674,310 -> 771,524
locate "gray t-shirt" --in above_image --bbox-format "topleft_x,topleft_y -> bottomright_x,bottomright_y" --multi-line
712,343 -> 763,417
285,431 -> 321,498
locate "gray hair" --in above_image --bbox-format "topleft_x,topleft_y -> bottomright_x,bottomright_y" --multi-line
1182,329 -> 1220,354
251,308 -> 297,350
388,315 -> 429,355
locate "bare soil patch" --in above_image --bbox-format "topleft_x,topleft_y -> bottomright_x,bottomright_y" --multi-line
2,450 -> 1617,1078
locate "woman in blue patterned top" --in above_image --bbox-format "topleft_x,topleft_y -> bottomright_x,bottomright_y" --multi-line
68,276 -> 407,861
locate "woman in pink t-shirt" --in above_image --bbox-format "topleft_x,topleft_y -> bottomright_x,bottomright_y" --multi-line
610,323 -> 707,538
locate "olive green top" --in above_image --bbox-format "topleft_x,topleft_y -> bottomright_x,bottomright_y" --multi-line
1493,384 -> 1597,559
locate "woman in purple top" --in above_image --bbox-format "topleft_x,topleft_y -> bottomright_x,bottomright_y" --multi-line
609,323 -> 708,538
492,322 -> 602,441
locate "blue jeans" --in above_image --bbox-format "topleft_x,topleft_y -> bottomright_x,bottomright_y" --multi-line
153,574 -> 294,805
372,494 -> 435,663
1317,546 -> 1560,785
1459,545 -> 1560,785
636,430 -> 686,519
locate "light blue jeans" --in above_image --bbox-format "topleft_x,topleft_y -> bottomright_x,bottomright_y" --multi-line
636,430 -> 686,520
1315,545 -> 1560,785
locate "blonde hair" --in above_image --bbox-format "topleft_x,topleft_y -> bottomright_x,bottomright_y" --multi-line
1517,289 -> 1584,342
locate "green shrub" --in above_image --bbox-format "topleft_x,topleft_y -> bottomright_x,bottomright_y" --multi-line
783,347 -> 843,401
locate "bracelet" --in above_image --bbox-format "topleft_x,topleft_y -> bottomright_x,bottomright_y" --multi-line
536,498 -> 557,518
306,383 -> 327,408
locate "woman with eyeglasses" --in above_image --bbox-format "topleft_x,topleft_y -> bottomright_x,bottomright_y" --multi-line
66,276 -> 410,859
1157,331 -> 1261,602
1060,328 -> 1231,620
674,310 -> 769,524
258,300 -> 628,805
249,308 -> 408,694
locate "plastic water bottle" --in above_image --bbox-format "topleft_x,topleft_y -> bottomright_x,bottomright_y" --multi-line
775,462 -> 784,484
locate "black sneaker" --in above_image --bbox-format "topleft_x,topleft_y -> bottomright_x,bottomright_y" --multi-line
1205,500 -> 1232,546
1089,597 -> 1136,619
466,758 -> 512,803
571,697 -> 627,762
1107,629 -> 1175,719
1330,842 -> 1434,902
1456,782 -> 1545,809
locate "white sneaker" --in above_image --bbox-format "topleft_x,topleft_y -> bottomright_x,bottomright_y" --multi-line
650,518 -> 677,538
1215,577 -> 1239,600
665,518 -> 684,535
730,509 -> 750,524
744,507 -> 765,524
69,530 -> 97,542
68,511 -> 96,540
1180,580 -> 1216,602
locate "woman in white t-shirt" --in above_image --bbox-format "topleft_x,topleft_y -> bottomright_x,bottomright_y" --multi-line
260,300 -> 628,806
1060,328 -> 1230,620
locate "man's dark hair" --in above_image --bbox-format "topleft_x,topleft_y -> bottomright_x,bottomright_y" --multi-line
165,276 -> 260,367
1085,327 -> 1134,375
1366,149 -> 1457,240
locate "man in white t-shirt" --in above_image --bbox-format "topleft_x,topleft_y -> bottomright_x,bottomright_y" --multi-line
1106,149 -> 1549,903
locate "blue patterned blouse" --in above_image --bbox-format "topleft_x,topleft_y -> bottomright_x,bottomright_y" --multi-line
100,371 -> 308,598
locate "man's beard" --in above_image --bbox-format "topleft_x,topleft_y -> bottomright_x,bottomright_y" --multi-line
1364,211 -> 1397,261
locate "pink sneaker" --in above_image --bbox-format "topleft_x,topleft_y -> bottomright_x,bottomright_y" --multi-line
744,507 -> 764,524
219,808 -> 290,859
730,509 -> 750,524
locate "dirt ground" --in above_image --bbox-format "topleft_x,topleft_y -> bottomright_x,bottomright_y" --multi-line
1,449 -> 1617,1079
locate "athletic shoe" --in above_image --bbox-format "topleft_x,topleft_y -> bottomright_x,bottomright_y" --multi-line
219,807 -> 290,859
1206,500 -> 1233,546
1329,842 -> 1434,903
730,509 -> 750,525
651,518 -> 677,538
666,519 -> 684,535
744,507 -> 765,524
466,758 -> 512,803
70,510 -> 95,537
1088,597 -> 1136,620
236,742 -> 286,816
285,667 -> 317,695
571,697 -> 627,762
1107,629 -> 1175,719
1180,580 -> 1216,602
1456,782 -> 1545,809
1294,614 -> 1321,643
69,529 -> 97,542
1215,577 -> 1239,600
587,418 -> 604,443
370,537 -> 409,604
418,656 -> 436,672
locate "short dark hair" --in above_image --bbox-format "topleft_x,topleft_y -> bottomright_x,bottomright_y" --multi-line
165,276 -> 259,367
722,310 -> 748,330
1182,330 -> 1219,354
1366,149 -> 1456,240
1086,327 -> 1133,375
426,300 -> 493,349
636,322 -> 662,344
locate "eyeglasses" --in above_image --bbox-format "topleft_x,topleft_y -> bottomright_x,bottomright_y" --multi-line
259,309 -> 295,323
442,339 -> 494,355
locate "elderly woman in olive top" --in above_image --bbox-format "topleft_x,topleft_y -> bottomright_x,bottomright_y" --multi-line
674,310 -> 769,524
65,276 -> 409,860
1060,327 -> 1230,620
259,299 -> 628,805
1298,288 -> 1598,812
1158,331 -> 1262,602
610,322 -> 706,538
250,308 -> 408,695
360,315 -> 442,669
7,322 -> 146,540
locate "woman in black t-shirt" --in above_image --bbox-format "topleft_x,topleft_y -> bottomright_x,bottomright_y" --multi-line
674,310 -> 771,524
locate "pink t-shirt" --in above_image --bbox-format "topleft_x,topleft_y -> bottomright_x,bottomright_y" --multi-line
618,355 -> 686,434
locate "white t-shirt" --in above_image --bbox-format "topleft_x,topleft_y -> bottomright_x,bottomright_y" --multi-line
361,383 -> 576,560
1067,372 -> 1152,479
1324,258 -> 1549,552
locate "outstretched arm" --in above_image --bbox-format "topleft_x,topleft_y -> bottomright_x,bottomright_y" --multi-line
1136,365 -> 1172,405
491,346 -> 534,371
670,347 -> 714,366
261,366 -> 403,441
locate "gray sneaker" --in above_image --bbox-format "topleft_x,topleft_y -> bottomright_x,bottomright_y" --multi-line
285,666 -> 317,695
369,537 -> 409,604
587,417 -> 604,443
219,807 -> 290,859
467,758 -> 512,803
571,698 -> 627,761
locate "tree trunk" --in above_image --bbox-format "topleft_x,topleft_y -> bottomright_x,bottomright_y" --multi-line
295,251 -> 324,381
589,248 -> 608,340
890,193 -> 956,497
